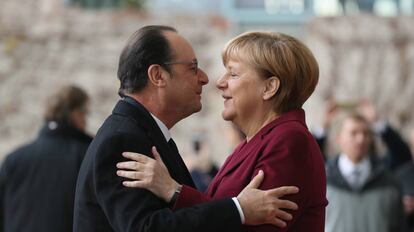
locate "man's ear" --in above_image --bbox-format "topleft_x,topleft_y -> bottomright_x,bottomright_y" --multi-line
148,64 -> 167,87
263,76 -> 280,100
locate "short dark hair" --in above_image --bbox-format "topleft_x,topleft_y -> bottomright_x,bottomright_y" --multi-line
117,25 -> 177,96
44,85 -> 89,123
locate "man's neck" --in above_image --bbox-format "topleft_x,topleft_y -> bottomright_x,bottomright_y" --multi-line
125,93 -> 177,129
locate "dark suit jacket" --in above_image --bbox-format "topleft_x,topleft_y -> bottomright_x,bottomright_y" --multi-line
0,122 -> 92,232
174,109 -> 328,232
73,98 -> 241,232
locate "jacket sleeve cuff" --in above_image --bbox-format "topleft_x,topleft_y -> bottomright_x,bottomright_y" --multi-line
232,197 -> 245,224
171,184 -> 211,210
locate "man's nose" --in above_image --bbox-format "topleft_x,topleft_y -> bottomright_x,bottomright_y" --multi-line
198,68 -> 209,85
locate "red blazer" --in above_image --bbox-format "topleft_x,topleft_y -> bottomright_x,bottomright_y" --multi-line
175,109 -> 328,232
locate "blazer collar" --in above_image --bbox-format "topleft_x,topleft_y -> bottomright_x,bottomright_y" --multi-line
258,108 -> 307,140
113,99 -> 166,144
39,121 -> 92,143
112,99 -> 195,187
212,109 -> 307,184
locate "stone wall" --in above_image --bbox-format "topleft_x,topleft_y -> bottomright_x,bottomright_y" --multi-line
0,0 -> 235,164
1,1 -> 414,164
305,15 -> 414,138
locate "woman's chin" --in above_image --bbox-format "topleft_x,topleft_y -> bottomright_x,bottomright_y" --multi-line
221,111 -> 235,122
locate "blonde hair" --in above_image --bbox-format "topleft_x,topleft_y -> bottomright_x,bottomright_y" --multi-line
222,31 -> 319,113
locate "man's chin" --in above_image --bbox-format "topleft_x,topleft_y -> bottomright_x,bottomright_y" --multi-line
195,103 -> 202,112
189,104 -> 202,114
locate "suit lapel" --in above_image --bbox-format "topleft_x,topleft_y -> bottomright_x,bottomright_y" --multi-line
207,140 -> 258,196
112,100 -> 195,188
218,110 -> 307,178
215,137 -> 261,180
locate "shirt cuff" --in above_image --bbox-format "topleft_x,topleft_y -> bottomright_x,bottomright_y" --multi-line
232,197 -> 245,224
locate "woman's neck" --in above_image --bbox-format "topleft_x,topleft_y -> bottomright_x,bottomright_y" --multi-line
242,110 -> 279,142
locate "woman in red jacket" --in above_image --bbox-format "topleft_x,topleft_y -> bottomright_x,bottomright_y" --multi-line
117,31 -> 328,232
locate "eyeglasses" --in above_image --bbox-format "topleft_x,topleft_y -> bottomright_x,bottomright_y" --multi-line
164,59 -> 198,75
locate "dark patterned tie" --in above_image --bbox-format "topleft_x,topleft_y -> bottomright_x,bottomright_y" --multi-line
167,138 -> 195,187
351,168 -> 362,189
168,138 -> 179,154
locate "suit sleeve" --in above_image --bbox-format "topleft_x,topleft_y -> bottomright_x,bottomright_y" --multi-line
380,125 -> 411,171
93,132 -> 242,232
172,185 -> 212,210
0,159 -> 7,232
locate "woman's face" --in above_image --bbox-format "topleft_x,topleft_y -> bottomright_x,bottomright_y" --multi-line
216,59 -> 267,125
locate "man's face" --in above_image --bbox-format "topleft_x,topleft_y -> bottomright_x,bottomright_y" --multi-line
70,107 -> 88,132
337,117 -> 372,163
163,32 -> 209,119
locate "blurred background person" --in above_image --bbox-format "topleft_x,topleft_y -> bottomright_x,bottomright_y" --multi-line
325,113 -> 404,232
358,99 -> 412,170
395,128 -> 414,232
185,134 -> 219,192
314,98 -> 412,170
186,126 -> 245,192
0,85 -> 92,232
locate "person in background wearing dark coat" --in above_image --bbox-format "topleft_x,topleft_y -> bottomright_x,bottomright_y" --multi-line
314,99 -> 411,170
0,85 -> 92,232
395,128 -> 414,232
325,113 -> 404,232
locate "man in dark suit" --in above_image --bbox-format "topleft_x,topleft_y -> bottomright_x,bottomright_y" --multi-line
313,99 -> 411,170
325,113 -> 404,232
0,85 -> 92,232
73,25 -> 298,232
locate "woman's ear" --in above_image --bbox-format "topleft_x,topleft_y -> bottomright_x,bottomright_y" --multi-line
263,76 -> 280,100
148,64 -> 167,87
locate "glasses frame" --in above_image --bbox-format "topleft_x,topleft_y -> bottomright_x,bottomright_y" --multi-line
164,59 -> 198,75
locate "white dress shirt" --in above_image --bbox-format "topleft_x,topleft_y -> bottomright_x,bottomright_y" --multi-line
150,113 -> 171,142
338,154 -> 371,189
150,114 -> 246,223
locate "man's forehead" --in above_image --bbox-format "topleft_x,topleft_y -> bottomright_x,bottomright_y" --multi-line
163,31 -> 195,57
342,117 -> 369,130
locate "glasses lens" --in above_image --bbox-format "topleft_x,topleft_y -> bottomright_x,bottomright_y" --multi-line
193,62 -> 198,75
164,60 -> 198,75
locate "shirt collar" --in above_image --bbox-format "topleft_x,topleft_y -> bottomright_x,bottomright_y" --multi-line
338,153 -> 371,184
150,113 -> 171,142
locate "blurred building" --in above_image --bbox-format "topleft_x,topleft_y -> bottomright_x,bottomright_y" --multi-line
1,0 -> 414,164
